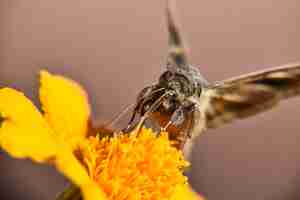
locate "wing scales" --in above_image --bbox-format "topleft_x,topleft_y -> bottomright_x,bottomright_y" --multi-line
205,63 -> 300,128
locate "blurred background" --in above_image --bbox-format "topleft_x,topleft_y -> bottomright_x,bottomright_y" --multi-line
1,0 -> 300,199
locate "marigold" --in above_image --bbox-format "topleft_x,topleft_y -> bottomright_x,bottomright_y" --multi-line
0,70 -> 204,200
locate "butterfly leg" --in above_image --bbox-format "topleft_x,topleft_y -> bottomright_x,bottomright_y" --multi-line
122,107 -> 139,133
126,91 -> 175,135
162,103 -> 195,131
162,107 -> 185,131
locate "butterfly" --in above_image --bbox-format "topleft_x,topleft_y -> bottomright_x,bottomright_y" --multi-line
102,0 -> 300,156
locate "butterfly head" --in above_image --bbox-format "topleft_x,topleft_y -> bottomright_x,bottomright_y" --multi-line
123,0 -> 208,150
128,66 -> 205,135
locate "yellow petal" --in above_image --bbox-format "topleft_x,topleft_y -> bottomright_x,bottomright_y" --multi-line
55,149 -> 108,200
171,184 -> 205,200
0,88 -> 58,162
0,87 -> 107,199
81,182 -> 108,200
39,70 -> 91,149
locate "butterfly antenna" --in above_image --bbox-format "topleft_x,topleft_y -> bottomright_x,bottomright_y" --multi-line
166,0 -> 190,70
106,103 -> 136,128
123,87 -> 166,132
133,91 -> 174,134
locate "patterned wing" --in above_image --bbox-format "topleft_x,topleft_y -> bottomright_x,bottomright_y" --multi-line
205,63 -> 300,128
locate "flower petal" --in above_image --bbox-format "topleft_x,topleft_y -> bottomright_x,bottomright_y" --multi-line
39,70 -> 91,149
55,149 -> 108,200
81,182 -> 108,200
0,86 -> 107,200
171,184 -> 205,200
0,88 -> 58,162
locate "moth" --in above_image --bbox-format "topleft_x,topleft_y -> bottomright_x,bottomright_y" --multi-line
108,0 -> 300,156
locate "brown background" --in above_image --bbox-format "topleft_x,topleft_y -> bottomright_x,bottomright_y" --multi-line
1,0 -> 300,199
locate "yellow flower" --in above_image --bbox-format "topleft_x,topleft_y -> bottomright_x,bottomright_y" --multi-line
0,70 -> 205,200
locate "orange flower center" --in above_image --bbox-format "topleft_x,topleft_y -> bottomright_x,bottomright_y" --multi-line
78,128 -> 189,200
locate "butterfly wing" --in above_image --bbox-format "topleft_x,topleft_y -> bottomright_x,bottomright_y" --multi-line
204,63 -> 300,128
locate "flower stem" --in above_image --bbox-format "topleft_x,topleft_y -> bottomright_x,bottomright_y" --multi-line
55,184 -> 82,200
